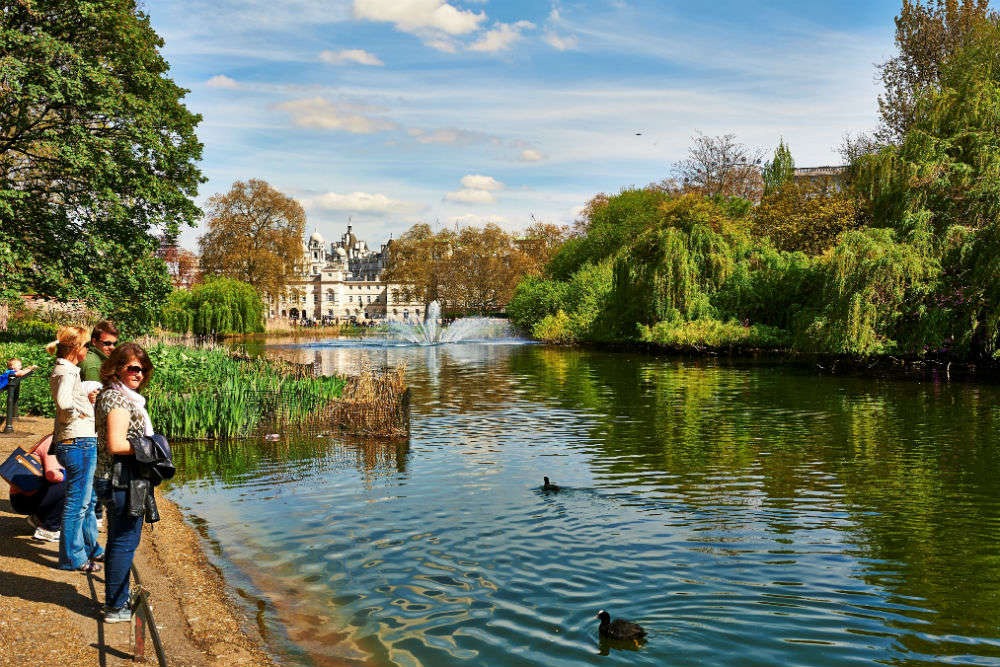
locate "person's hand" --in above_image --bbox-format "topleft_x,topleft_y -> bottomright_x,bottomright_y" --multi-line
88,389 -> 99,404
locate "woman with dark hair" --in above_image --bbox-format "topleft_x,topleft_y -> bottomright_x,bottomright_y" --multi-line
95,342 -> 156,623
47,325 -> 103,572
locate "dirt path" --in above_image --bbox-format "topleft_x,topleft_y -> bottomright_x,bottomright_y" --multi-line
0,416 -> 276,667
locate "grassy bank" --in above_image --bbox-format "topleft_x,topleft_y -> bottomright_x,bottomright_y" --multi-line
0,340 -> 345,440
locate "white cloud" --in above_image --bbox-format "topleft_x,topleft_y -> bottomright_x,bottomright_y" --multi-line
276,97 -> 397,133
305,191 -> 415,214
544,31 -> 578,51
445,188 -> 496,204
206,74 -> 239,89
319,49 -> 384,66
519,149 -> 545,162
450,213 -> 508,227
460,174 -> 504,191
469,20 -> 535,53
409,127 -> 486,145
353,0 -> 486,36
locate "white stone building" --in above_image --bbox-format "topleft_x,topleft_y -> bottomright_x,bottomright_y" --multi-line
268,225 -> 424,324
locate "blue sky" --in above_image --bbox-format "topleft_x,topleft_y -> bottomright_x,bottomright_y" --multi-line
151,0 -> 903,249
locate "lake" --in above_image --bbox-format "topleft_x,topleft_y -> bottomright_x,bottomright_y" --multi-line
165,339 -> 1000,666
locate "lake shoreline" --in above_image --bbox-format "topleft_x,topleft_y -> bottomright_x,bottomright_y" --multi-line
0,415 -> 276,667
581,340 -> 1000,384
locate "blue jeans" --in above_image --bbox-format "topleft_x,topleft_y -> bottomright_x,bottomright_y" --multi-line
53,437 -> 103,569
105,485 -> 144,610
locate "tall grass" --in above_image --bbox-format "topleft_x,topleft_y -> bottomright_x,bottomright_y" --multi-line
145,344 -> 345,440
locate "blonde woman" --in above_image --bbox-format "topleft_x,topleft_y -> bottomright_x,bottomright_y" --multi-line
47,326 -> 103,572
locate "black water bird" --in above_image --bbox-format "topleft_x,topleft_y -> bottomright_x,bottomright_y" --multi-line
542,476 -> 560,492
596,609 -> 646,641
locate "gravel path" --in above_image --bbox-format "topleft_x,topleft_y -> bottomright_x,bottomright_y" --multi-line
0,416 -> 276,667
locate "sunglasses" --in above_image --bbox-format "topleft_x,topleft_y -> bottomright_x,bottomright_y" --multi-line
97,339 -> 117,348
124,365 -> 145,375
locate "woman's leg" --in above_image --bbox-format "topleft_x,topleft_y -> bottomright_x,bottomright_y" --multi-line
78,438 -> 102,561
54,439 -> 91,569
104,486 -> 143,611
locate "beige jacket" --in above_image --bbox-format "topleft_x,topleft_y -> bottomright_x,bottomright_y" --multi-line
50,358 -> 96,441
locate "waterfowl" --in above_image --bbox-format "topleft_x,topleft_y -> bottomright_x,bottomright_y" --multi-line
542,476 -> 560,492
596,609 -> 646,640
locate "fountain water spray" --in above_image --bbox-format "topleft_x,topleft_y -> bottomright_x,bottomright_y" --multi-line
388,300 -> 516,345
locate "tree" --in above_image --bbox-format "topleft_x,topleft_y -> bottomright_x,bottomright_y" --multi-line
198,180 -> 306,300
673,133 -> 763,200
877,0 -> 997,142
0,0 -> 204,322
382,223 -> 455,311
753,179 -> 860,255
161,277 -> 264,336
157,241 -> 201,288
762,139 -> 795,196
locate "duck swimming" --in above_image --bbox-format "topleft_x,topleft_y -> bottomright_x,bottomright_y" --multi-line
542,476 -> 560,492
596,609 -> 646,640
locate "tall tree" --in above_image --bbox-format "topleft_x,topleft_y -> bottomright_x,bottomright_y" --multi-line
674,132 -> 763,200
762,139 -> 795,197
877,0 -> 997,142
198,179 -> 306,300
0,0 -> 204,327
382,223 -> 456,311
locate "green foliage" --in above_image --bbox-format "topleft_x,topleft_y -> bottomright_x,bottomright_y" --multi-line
161,278 -> 265,336
145,345 -> 344,440
532,310 -> 577,344
0,342 -> 56,415
0,0 -> 203,332
796,228 -> 938,355
507,277 -> 568,332
762,139 -> 795,196
0,318 -> 58,343
639,318 -> 790,349
715,245 -> 818,330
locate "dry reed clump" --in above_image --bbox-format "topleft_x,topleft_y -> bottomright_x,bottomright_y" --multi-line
323,362 -> 410,438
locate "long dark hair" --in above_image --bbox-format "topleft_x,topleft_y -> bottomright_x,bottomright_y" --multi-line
99,342 -> 154,391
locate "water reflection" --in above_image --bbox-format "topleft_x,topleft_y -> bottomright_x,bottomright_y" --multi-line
169,342 -> 1000,666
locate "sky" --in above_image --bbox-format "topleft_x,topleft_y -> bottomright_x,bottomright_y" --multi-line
149,0 -> 904,250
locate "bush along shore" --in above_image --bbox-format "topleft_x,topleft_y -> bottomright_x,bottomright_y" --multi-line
0,338 -> 346,440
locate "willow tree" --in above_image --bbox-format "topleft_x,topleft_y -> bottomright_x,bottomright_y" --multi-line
198,180 -> 306,301
857,18 -> 1000,357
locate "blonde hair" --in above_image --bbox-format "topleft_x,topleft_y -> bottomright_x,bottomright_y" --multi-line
45,326 -> 91,359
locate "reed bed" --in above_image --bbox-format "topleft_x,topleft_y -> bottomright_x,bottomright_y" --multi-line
145,344 -> 345,440
318,363 -> 410,438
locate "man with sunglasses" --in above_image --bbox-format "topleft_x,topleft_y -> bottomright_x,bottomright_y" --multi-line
80,320 -> 118,527
80,321 -> 119,384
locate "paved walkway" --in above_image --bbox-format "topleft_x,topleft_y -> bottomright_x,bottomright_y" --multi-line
0,417 -> 274,667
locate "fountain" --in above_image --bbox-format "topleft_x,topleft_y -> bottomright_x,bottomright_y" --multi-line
388,300 -> 517,345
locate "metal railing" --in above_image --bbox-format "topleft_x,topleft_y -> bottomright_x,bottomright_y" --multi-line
129,564 -> 168,666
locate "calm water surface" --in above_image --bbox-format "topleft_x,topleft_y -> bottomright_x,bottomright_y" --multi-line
166,341 -> 1000,666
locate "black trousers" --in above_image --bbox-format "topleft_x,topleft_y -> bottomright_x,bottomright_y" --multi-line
10,481 -> 66,531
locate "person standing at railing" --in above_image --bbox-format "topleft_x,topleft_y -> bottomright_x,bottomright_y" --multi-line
47,326 -> 104,573
95,342 -> 156,623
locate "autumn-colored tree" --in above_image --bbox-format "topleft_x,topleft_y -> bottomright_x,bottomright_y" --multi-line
674,132 -> 763,200
198,180 -> 305,300
385,222 -> 560,315
877,0 -> 997,142
753,178 -> 860,255
156,241 -> 201,288
382,224 -> 452,310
